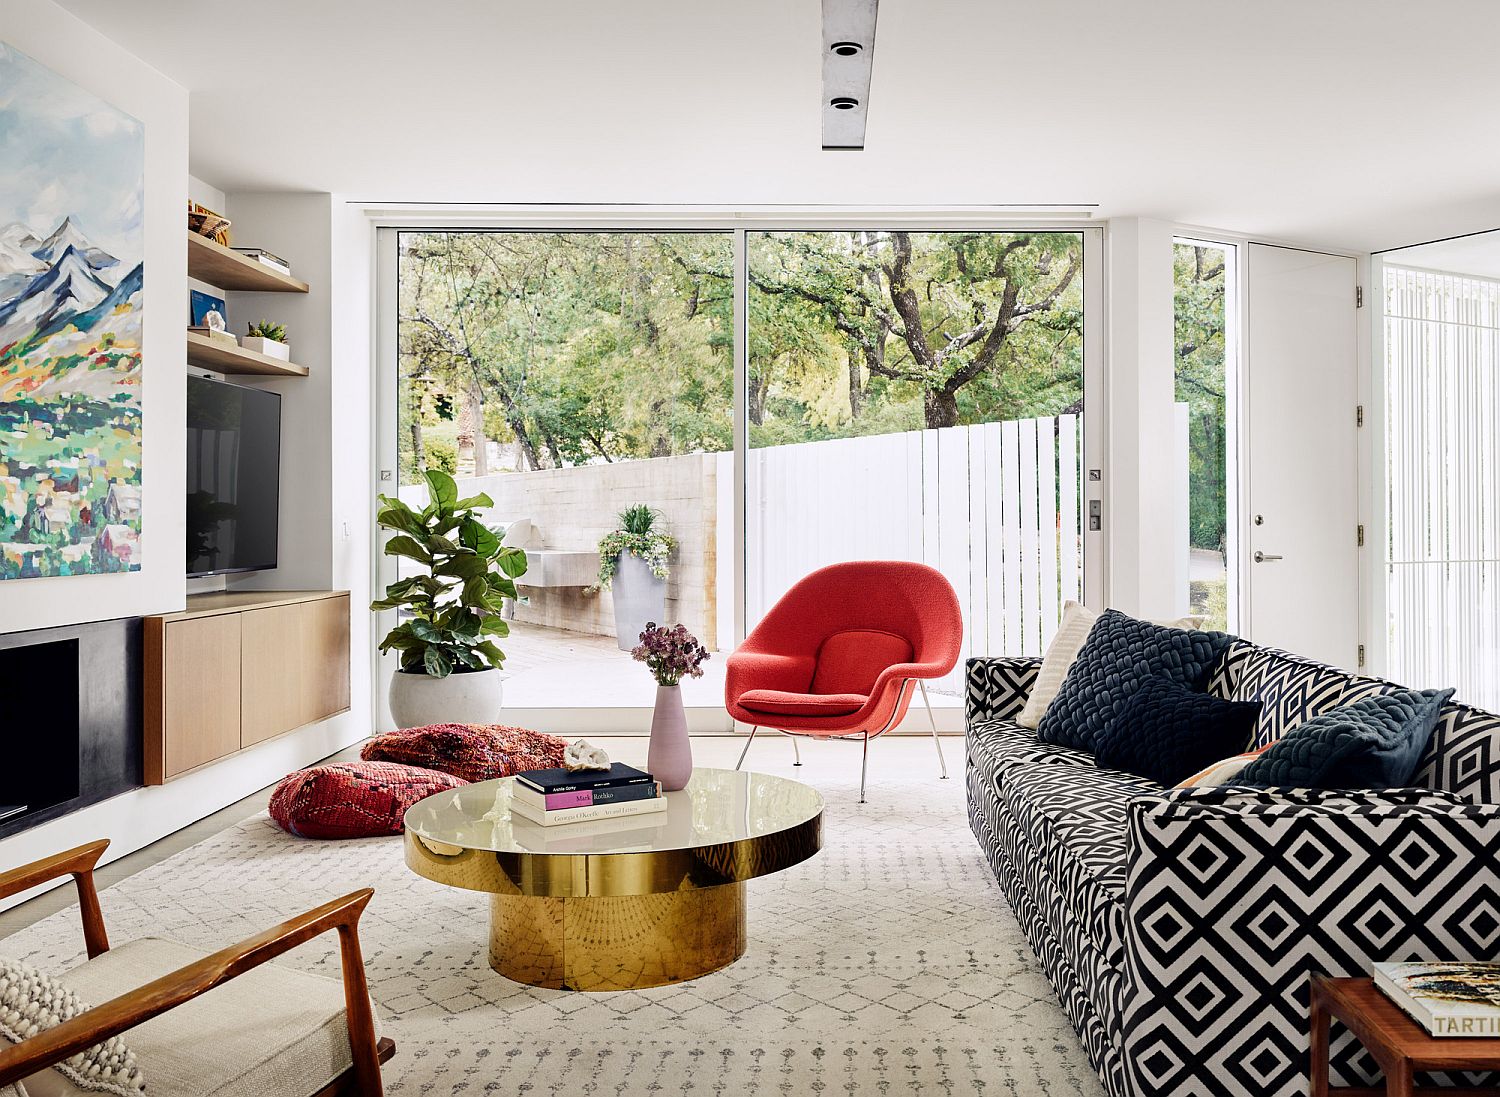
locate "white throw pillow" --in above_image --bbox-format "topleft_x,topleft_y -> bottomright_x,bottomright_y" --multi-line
1015,601 -> 1206,730
0,957 -> 145,1097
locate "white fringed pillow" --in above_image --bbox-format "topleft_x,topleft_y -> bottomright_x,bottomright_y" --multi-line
1016,602 -> 1206,730
0,957 -> 145,1097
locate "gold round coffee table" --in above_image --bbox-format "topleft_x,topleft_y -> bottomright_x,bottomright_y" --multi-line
403,766 -> 823,991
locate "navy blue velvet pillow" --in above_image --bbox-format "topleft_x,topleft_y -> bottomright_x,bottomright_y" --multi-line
1236,686 -> 1454,789
1093,675 -> 1262,786
1037,609 -> 1235,753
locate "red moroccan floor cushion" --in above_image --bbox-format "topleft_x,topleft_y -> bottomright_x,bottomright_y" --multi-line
269,761 -> 466,839
360,723 -> 568,783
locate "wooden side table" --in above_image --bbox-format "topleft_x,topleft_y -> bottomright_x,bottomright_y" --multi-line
1310,975 -> 1500,1096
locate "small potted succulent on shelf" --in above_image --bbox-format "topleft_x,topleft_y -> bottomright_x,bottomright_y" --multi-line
593,504 -> 676,651
371,469 -> 528,728
243,320 -> 290,361
633,622 -> 710,791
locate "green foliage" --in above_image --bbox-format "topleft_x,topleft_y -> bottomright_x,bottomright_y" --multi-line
247,320 -> 287,342
424,437 -> 457,474
593,504 -> 676,589
394,231 -> 1085,485
1173,243 -> 1229,554
370,469 -> 529,678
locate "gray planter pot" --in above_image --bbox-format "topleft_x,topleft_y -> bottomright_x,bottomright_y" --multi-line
612,553 -> 667,650
388,667 -> 502,729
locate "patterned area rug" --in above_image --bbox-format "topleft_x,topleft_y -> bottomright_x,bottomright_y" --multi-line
0,773 -> 1103,1095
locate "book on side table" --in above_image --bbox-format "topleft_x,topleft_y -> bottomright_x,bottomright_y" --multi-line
511,762 -> 664,827
1374,961 -> 1500,1036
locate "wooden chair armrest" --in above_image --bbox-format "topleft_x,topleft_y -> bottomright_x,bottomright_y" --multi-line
0,840 -> 110,959
0,888 -> 385,1094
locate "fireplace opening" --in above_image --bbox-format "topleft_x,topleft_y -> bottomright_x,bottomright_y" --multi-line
0,637 -> 81,824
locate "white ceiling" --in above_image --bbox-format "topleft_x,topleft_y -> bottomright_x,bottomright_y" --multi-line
55,0 -> 1500,251
1385,230 -> 1500,280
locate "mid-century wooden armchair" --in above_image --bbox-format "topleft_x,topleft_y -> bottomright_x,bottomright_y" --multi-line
0,840 -> 394,1096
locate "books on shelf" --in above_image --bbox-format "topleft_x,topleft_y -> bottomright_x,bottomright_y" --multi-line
1374,961 -> 1500,1036
509,793 -> 666,828
233,247 -> 292,274
515,762 -> 653,796
187,326 -> 237,346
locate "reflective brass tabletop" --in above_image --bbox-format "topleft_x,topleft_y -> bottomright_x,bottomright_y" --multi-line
403,767 -> 824,899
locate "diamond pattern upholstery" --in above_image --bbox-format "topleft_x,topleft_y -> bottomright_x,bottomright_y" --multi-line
965,649 -> 1500,1097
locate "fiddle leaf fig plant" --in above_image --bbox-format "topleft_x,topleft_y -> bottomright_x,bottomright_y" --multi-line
371,469 -> 528,678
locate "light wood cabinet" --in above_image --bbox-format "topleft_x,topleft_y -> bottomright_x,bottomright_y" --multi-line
145,591 -> 351,784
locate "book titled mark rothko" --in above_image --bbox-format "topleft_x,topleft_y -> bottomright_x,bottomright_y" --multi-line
1374,962 -> 1500,1036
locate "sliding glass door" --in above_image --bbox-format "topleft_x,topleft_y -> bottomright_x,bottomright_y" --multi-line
745,230 -> 1092,698
377,223 -> 1103,726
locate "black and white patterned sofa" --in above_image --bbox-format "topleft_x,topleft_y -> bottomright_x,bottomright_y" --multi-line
965,640 -> 1500,1097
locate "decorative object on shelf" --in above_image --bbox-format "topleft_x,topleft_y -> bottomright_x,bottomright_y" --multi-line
187,200 -> 230,244
0,42 -> 145,581
361,722 -> 567,783
269,760 -> 468,840
233,247 -> 292,275
187,323 -> 236,346
635,622 -> 709,791
373,469 -> 530,727
564,739 -> 611,772
593,504 -> 677,650
189,288 -> 226,328
242,319 -> 290,361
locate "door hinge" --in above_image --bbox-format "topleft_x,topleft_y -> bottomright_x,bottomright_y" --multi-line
1357,524 -> 1365,547
1356,285 -> 1365,308
1356,404 -> 1364,428
1358,644 -> 1366,668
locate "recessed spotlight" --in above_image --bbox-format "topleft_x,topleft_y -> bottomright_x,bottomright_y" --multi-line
830,96 -> 859,110
831,41 -> 862,56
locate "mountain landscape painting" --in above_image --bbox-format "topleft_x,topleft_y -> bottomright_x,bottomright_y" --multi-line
0,42 -> 144,580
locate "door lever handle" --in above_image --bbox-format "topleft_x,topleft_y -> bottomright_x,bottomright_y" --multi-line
1253,551 -> 1283,563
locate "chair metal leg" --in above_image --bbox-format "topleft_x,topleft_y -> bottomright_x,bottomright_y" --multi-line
919,680 -> 948,779
790,734 -> 802,766
735,725 -> 758,771
859,731 -> 869,803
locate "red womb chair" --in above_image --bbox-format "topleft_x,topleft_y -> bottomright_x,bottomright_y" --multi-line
725,561 -> 963,802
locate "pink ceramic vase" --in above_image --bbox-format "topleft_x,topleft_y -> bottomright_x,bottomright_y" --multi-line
647,683 -> 692,791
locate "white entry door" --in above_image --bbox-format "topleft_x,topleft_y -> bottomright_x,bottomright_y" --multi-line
1243,244 -> 1359,668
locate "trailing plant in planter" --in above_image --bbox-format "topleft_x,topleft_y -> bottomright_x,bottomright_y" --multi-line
592,504 -> 676,590
371,469 -> 527,678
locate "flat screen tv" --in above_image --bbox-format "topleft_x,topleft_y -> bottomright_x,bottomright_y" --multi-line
186,375 -> 281,577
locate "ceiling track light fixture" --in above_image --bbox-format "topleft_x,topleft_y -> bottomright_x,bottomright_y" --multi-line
821,0 -> 878,150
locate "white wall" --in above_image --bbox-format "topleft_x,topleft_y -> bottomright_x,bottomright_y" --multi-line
0,0 -> 187,632
1106,217 -> 1184,618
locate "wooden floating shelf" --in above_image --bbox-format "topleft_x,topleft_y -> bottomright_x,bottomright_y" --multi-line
187,231 -> 309,293
186,331 -> 309,377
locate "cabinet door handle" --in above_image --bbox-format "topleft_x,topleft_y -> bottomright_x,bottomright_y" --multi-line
1253,551 -> 1284,563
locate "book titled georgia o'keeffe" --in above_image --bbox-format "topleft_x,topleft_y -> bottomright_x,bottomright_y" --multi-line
512,779 -> 660,812
515,762 -> 653,796
1374,961 -> 1500,1036
509,794 -> 666,828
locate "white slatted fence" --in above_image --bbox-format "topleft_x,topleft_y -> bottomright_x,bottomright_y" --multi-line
746,415 -> 1084,695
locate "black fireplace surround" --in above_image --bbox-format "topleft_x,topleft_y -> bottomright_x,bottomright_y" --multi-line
0,617 -> 143,838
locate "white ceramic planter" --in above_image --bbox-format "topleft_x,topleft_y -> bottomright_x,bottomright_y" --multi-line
611,553 -> 667,651
243,336 -> 290,361
388,667 -> 502,728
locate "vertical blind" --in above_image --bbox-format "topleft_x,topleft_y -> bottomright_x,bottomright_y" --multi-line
1385,266 -> 1500,709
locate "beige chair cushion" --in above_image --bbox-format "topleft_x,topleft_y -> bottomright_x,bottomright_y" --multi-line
9,938 -> 371,1097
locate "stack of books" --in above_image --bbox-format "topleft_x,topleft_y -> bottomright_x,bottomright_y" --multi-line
233,247 -> 293,276
510,762 -> 665,827
1375,961 -> 1500,1036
